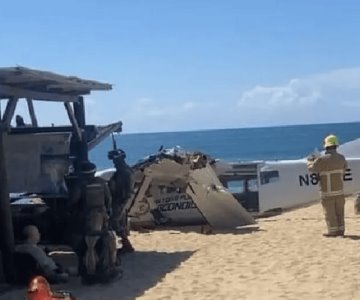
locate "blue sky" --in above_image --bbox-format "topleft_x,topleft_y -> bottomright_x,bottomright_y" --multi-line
1,0 -> 360,133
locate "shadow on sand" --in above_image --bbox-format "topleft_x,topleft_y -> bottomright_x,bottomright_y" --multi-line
0,250 -> 195,300
146,224 -> 262,235
212,225 -> 263,235
67,250 -> 195,300
343,235 -> 360,240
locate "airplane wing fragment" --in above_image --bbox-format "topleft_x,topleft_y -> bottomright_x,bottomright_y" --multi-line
187,164 -> 256,232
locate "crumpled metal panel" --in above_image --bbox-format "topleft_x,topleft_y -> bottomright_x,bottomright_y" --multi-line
187,164 -> 256,231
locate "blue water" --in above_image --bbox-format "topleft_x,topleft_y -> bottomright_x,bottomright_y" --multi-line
90,122 -> 360,169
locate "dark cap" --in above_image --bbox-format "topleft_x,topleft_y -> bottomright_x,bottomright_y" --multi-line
80,161 -> 97,174
108,149 -> 126,161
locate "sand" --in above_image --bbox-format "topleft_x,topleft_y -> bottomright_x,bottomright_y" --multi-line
2,196 -> 360,300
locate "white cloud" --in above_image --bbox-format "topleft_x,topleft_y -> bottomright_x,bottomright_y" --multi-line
137,97 -> 152,105
129,98 -> 168,117
121,68 -> 360,132
239,68 -> 360,109
120,98 -> 205,132
239,80 -> 322,108
182,101 -> 196,110
237,68 -> 360,126
57,67 -> 360,133
127,98 -> 199,118
309,68 -> 360,89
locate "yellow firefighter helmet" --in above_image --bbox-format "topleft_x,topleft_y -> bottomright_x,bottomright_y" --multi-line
323,134 -> 339,148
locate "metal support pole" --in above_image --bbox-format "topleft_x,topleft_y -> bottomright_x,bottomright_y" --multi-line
0,123 -> 15,283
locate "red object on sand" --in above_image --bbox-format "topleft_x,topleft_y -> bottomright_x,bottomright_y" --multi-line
27,276 -> 75,300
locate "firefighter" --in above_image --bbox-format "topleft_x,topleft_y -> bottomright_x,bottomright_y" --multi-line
354,193 -> 360,215
307,134 -> 348,237
108,149 -> 135,257
66,161 -> 119,284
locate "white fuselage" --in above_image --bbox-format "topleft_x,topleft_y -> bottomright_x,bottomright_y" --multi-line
97,157 -> 360,227
256,158 -> 360,213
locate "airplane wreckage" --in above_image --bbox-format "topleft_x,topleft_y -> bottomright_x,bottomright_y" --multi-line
97,140 -> 360,232
2,66 -> 360,244
98,145 -> 257,232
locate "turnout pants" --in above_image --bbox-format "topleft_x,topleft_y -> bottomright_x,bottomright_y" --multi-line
321,195 -> 345,235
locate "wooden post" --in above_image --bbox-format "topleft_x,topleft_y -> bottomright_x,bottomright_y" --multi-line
2,97 -> 18,127
64,102 -> 82,141
74,96 -> 86,128
0,123 -> 15,283
26,98 -> 38,127
73,97 -> 88,165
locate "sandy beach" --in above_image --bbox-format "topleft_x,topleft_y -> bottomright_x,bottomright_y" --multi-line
2,196 -> 360,300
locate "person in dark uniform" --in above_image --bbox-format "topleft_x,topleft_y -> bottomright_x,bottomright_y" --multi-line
15,114 -> 26,127
108,149 -> 135,257
15,225 -> 69,284
66,161 -> 120,284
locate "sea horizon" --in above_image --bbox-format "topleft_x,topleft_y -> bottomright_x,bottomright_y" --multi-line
91,121 -> 360,168
120,120 -> 360,135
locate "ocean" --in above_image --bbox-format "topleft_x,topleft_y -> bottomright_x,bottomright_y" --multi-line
90,122 -> 360,169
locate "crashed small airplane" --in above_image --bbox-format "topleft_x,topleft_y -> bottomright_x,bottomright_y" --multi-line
98,146 -> 257,232
97,138 -> 360,232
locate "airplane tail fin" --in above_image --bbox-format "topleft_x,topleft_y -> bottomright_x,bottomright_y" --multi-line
305,138 -> 360,158
338,138 -> 360,157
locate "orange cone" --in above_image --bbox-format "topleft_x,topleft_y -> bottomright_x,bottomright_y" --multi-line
27,276 -> 75,300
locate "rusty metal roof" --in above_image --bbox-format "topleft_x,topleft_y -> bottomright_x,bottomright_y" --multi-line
0,66 -> 112,101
